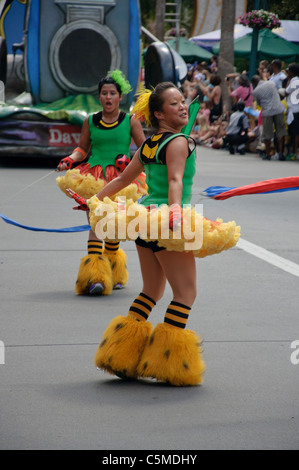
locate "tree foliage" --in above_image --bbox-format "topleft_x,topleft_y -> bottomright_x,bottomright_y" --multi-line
246,0 -> 299,20
270,0 -> 299,20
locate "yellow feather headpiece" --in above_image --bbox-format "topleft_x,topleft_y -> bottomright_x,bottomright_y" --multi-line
131,89 -> 152,127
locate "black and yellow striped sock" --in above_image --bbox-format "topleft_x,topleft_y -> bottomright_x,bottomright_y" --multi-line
128,293 -> 156,322
105,241 -> 120,253
88,240 -> 103,256
164,301 -> 191,329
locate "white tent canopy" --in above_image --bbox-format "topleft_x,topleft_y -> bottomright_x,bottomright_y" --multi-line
190,25 -> 252,50
190,21 -> 299,51
272,20 -> 299,44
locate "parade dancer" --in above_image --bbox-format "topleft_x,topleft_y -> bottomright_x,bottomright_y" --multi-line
70,82 -> 240,386
71,82 -> 206,385
56,70 -> 147,296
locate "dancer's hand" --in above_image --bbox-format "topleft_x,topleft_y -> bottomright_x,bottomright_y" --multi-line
66,189 -> 88,211
57,156 -> 74,172
169,204 -> 183,231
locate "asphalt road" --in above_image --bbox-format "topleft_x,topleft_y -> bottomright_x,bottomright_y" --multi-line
0,148 -> 298,450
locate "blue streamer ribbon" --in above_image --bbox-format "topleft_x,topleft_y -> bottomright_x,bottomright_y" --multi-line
0,213 -> 91,233
202,186 -> 236,197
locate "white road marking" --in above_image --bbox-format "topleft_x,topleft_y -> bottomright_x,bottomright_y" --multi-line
237,238 -> 299,278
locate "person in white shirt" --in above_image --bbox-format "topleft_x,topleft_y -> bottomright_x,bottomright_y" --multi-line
269,59 -> 287,89
285,63 -> 299,160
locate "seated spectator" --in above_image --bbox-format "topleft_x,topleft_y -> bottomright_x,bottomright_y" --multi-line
210,119 -> 229,149
198,101 -> 211,124
196,116 -> 228,147
190,114 -> 210,143
222,101 -> 250,154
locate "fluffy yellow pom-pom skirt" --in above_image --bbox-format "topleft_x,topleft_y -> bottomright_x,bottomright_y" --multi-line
56,165 -> 148,201
87,196 -> 241,257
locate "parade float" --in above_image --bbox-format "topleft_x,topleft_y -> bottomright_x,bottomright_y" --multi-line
0,0 -> 143,158
0,0 -> 190,159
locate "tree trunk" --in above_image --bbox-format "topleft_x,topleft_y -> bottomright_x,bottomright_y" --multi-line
218,0 -> 236,113
155,0 -> 165,41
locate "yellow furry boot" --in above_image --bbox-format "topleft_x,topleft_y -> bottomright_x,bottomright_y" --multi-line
104,242 -> 128,289
75,253 -> 113,296
137,323 -> 206,386
95,315 -> 152,379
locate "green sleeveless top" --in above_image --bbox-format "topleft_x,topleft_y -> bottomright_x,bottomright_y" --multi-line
138,132 -> 196,207
87,111 -> 132,177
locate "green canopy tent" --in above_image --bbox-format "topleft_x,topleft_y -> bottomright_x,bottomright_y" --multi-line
167,37 -> 212,63
212,28 -> 299,62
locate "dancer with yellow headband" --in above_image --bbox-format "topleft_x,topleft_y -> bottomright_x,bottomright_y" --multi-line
57,70 -> 147,296
70,82 -> 240,386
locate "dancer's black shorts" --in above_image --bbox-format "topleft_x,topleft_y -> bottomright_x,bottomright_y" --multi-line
135,237 -> 166,253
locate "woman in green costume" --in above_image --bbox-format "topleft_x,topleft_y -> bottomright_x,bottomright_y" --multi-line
56,70 -> 147,296
77,82 -> 206,386
70,81 -> 240,386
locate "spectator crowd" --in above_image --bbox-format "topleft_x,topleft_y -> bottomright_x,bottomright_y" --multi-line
181,57 -> 299,161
